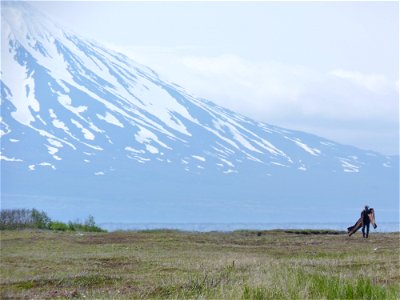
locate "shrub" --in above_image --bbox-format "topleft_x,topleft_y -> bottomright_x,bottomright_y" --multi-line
69,223 -> 106,232
48,221 -> 69,231
67,215 -> 106,232
31,209 -> 51,229
85,215 -> 95,227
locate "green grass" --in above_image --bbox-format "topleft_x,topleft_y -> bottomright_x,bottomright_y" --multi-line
0,229 -> 399,299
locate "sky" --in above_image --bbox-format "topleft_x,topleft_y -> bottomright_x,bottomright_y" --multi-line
31,1 -> 399,155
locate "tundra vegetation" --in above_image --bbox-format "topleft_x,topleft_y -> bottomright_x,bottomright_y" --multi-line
0,222 -> 398,299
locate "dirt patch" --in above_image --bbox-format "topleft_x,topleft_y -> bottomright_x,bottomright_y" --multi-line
75,232 -> 146,245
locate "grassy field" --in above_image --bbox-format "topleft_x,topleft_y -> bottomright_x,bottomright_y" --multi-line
0,229 -> 399,299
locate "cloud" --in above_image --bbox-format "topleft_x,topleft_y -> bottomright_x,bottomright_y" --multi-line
108,46 -> 398,154
159,54 -> 396,122
168,54 -> 325,122
179,54 -> 315,100
329,69 -> 390,93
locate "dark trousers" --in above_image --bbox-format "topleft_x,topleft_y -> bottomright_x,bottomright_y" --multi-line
362,222 -> 370,238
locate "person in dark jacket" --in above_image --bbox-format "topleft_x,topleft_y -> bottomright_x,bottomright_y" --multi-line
361,205 -> 371,238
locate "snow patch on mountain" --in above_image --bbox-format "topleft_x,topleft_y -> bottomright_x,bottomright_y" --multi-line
0,155 -> 23,162
192,155 -> 206,162
96,112 -> 123,127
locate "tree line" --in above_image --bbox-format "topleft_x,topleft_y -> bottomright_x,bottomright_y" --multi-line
0,208 -> 106,232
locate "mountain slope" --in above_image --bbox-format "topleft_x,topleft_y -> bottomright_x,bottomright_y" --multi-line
1,2 -> 398,223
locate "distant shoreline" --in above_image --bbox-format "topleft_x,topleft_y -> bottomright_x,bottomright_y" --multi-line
99,222 -> 400,233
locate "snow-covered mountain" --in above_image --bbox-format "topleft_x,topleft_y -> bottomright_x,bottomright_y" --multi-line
1,2 -> 398,223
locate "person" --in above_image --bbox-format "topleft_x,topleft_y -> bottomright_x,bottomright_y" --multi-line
361,205 -> 371,238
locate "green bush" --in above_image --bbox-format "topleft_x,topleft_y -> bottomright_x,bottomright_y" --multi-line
48,221 -> 70,231
68,221 -> 76,231
69,223 -> 106,232
31,209 -> 51,229
67,216 -> 106,232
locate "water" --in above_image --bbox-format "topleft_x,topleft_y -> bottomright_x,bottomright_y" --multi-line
100,222 -> 399,232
